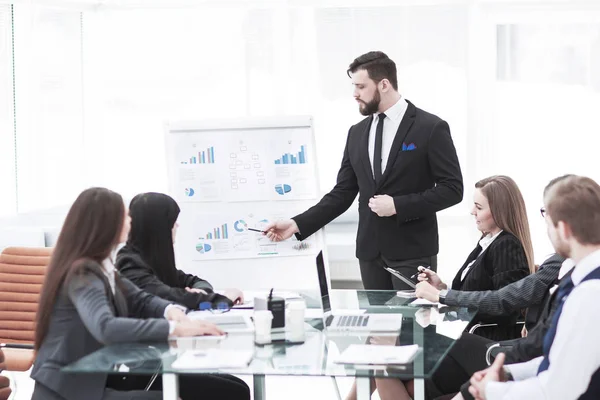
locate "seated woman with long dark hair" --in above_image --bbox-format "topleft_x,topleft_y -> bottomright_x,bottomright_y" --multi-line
31,187 -> 250,400
116,192 -> 243,310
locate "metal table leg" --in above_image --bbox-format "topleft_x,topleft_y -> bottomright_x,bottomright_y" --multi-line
356,376 -> 371,400
254,374 -> 266,400
162,373 -> 179,400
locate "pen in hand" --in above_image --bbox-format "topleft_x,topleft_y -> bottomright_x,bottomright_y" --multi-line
411,265 -> 430,280
247,228 -> 266,233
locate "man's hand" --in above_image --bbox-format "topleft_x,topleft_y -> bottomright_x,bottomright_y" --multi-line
223,288 -> 244,305
264,219 -> 299,242
415,281 -> 441,302
165,307 -> 189,323
173,320 -> 224,337
469,353 -> 507,400
368,195 -> 396,217
185,287 -> 208,295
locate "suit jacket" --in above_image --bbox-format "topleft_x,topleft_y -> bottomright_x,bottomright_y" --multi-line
116,245 -> 232,310
501,268 -> 574,364
30,261 -> 171,400
444,254 -> 565,330
452,231 -> 530,341
293,100 -> 463,261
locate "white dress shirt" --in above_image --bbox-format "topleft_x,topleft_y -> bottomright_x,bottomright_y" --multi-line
368,97 -> 408,177
486,248 -> 600,399
548,258 -> 576,295
460,230 -> 504,281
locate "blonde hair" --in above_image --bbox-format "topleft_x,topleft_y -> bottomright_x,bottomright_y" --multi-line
476,175 -> 535,274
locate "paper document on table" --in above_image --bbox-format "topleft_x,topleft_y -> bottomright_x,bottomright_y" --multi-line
334,344 -> 419,365
410,298 -> 446,307
171,349 -> 253,370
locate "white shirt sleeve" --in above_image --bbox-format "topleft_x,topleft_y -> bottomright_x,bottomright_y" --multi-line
505,357 -> 543,381
164,304 -> 188,335
486,281 -> 600,400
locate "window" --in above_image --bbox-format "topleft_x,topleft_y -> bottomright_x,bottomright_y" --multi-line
0,5 -> 16,217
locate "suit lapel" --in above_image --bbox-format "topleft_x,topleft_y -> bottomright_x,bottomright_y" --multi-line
376,101 -> 416,191
452,246 -> 481,289
360,115 -> 375,184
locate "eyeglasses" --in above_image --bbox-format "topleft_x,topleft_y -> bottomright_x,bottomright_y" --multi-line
540,207 -> 547,218
199,301 -> 230,314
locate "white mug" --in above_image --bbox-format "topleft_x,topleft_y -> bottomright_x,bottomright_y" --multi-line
286,301 -> 306,341
253,310 -> 273,344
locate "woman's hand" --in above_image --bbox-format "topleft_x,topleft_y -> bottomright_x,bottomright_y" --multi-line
417,268 -> 446,290
415,281 -> 441,302
173,320 -> 224,337
223,288 -> 244,305
165,306 -> 189,323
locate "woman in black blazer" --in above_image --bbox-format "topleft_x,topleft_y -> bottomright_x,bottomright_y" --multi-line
116,192 -> 243,310
346,176 -> 534,400
415,175 -> 534,341
30,188 -> 251,400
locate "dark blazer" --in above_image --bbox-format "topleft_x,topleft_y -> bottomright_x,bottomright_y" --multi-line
116,245 -> 232,310
502,267 -> 573,364
452,231 -> 531,341
293,100 -> 463,261
31,262 -> 171,400
443,254 -> 565,330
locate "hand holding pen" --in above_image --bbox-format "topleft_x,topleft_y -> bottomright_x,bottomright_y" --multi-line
415,266 -> 446,290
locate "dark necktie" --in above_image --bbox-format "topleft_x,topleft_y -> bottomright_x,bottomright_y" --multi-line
373,113 -> 386,182
538,274 -> 574,373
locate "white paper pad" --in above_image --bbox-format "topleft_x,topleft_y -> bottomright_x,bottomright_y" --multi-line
171,349 -> 253,370
334,344 -> 419,365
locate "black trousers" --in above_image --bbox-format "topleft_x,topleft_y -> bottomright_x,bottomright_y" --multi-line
359,254 -> 438,290
426,333 -> 493,399
106,373 -> 250,400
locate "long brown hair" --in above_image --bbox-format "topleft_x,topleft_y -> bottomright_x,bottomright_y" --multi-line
476,176 -> 535,274
34,188 -> 125,350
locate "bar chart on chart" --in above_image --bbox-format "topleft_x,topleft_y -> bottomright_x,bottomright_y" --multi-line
274,145 -> 307,165
180,146 -> 215,165
204,223 -> 229,240
271,138 -> 317,200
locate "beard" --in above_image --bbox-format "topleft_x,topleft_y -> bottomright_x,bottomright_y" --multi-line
552,236 -> 571,259
358,89 -> 381,116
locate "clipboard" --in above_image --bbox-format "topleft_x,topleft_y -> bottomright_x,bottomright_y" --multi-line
383,267 -> 416,289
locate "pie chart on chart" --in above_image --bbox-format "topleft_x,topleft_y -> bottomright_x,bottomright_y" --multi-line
274,184 -> 292,195
195,243 -> 212,254
185,188 -> 195,197
234,220 -> 248,232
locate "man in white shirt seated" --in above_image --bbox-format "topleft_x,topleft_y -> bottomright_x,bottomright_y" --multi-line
466,174 -> 600,400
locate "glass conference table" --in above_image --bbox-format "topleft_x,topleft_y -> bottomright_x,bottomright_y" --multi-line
63,290 -> 476,400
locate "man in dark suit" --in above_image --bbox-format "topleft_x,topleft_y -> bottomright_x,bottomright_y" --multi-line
265,51 -> 463,289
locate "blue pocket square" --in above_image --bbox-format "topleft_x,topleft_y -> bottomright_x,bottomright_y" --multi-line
402,142 -> 417,151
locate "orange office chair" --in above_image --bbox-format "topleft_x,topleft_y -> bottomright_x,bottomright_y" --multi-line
0,348 -> 11,400
0,247 -> 52,373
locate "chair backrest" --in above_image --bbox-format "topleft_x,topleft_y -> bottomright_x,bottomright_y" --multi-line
0,247 -> 52,345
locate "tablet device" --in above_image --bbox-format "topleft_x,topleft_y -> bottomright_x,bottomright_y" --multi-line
383,267 -> 416,289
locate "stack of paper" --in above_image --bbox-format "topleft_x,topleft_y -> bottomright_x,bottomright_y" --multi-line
171,349 -> 253,370
334,344 -> 419,365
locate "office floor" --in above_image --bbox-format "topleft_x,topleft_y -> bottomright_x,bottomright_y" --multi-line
5,370 -> 384,400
